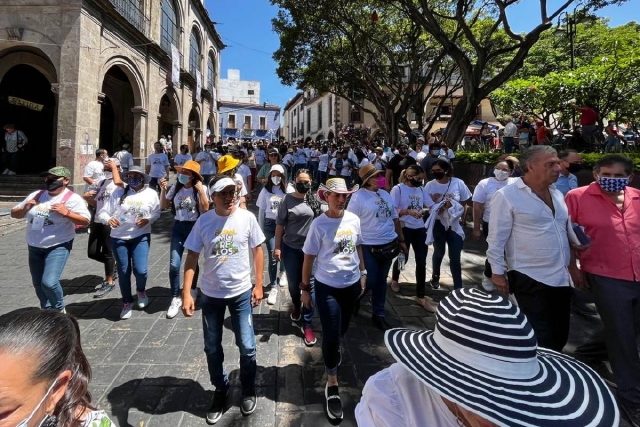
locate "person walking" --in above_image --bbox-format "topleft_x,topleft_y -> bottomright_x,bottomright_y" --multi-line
182,176 -> 265,424
82,149 -> 107,191
2,124 -> 27,175
424,159 -> 471,290
302,177 -> 365,423
146,141 -> 170,193
173,144 -> 192,169
256,148 -> 283,184
98,166 -> 160,320
502,116 -> 518,154
10,167 -> 91,312
385,143 -> 415,191
555,149 -> 582,195
566,154 -> 640,426
159,160 -> 210,319
348,165 -> 407,330
487,146 -> 574,352
114,143 -> 134,173
195,144 -> 216,185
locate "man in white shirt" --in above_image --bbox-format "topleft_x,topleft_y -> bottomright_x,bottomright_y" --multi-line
195,144 -> 216,185
114,143 -> 134,173
294,141 -> 308,176
503,117 -> 518,154
487,146 -> 572,352
83,149 -> 108,191
146,141 -> 170,193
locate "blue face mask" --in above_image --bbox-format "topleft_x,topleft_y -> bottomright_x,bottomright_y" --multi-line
178,174 -> 191,185
126,176 -> 143,188
597,176 -> 630,193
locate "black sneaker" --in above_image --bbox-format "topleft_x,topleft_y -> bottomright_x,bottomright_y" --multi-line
352,298 -> 361,316
325,383 -> 343,422
240,389 -> 257,416
372,315 -> 391,331
620,401 -> 640,427
206,389 -> 228,424
94,283 -> 115,298
429,276 -> 441,290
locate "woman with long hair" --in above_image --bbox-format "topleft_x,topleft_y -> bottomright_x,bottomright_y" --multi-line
160,160 -> 210,318
0,308 -> 113,426
424,160 -> 471,290
257,165 -> 293,305
257,149 -> 283,185
302,178 -> 365,423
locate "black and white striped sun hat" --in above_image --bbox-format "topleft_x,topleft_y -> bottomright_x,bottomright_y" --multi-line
385,288 -> 619,427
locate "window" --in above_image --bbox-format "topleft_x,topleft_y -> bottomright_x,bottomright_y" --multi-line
248,90 -> 255,95
293,109 -> 297,117
160,0 -> 178,54
189,29 -> 202,77
307,109 -> 311,132
318,102 -> 323,129
350,109 -> 362,122
329,96 -> 333,124
259,116 -> 266,130
207,52 -> 216,92
227,114 -> 236,128
244,115 -> 252,130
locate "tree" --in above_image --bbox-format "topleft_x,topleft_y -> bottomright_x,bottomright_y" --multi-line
271,0 -> 462,146
386,0 -> 628,146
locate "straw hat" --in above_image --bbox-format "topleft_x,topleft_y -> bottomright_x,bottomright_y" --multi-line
174,160 -> 203,182
317,178 -> 359,202
359,164 -> 383,183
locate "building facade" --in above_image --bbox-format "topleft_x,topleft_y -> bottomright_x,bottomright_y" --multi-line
218,69 -> 260,104
0,0 -> 222,186
219,101 -> 280,144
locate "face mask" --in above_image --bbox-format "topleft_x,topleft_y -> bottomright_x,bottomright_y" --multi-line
408,178 -> 423,187
567,163 -> 583,174
494,169 -> 511,181
45,178 -> 64,192
271,176 -> 282,186
377,176 -> 387,188
126,176 -> 143,188
432,171 -> 446,180
398,148 -> 408,155
178,174 -> 191,185
295,182 -> 311,193
597,176 -> 630,193
16,379 -> 58,427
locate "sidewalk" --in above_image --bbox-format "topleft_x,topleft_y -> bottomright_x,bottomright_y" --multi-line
0,205 -> 626,426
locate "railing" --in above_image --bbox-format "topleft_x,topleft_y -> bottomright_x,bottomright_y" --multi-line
110,0 -> 149,37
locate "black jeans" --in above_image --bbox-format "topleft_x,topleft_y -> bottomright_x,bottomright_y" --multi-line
508,270 -> 571,352
392,227 -> 428,298
482,221 -> 492,278
87,222 -> 115,278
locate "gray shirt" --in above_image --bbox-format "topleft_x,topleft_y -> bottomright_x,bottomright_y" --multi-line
276,193 -> 316,250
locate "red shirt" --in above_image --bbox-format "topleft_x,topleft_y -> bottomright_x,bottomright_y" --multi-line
579,107 -> 598,126
565,182 -> 640,281
536,126 -> 550,144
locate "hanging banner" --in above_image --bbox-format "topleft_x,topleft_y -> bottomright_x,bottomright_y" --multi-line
171,45 -> 180,86
212,87 -> 217,110
8,96 -> 43,112
196,71 -> 202,103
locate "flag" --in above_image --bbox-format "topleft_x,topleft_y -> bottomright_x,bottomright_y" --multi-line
196,71 -> 202,103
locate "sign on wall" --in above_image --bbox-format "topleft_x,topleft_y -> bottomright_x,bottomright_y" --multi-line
8,96 -> 43,112
196,71 -> 202,103
171,45 -> 180,86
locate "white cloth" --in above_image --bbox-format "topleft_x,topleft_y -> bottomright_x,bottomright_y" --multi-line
318,153 -> 329,172
83,160 -> 104,190
173,153 -> 192,168
356,363 -> 460,427
166,184 -> 209,222
486,178 -> 571,286
358,158 -> 370,169
390,184 -> 426,229
94,179 -> 120,222
147,153 -> 170,178
256,186 -> 290,220
184,208 -> 265,299
347,189 -> 398,245
472,177 -> 510,223
195,151 -> 215,175
114,150 -> 134,170
424,199 -> 465,244
302,212 -> 362,288
97,186 -> 160,240
423,177 -> 471,238
16,189 -> 91,248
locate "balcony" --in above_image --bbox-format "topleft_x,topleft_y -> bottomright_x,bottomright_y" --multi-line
110,0 -> 149,37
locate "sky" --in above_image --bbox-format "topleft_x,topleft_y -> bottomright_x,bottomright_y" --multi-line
205,0 -> 639,112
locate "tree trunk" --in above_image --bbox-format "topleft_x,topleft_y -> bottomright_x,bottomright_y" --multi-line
443,95 -> 482,150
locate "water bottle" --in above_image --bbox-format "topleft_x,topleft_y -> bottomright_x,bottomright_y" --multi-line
397,253 -> 406,271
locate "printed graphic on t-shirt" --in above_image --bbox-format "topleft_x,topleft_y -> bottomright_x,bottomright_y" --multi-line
32,203 -> 54,227
269,195 -> 282,214
152,158 -> 163,165
333,228 -> 356,257
211,228 -> 239,261
408,195 -> 422,211
118,200 -> 146,224
177,196 -> 196,214
97,188 -> 113,202
375,198 -> 393,220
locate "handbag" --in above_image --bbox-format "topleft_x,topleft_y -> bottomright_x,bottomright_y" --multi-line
369,238 -> 399,262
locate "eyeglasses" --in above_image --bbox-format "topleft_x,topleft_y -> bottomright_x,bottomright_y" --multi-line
216,191 -> 238,199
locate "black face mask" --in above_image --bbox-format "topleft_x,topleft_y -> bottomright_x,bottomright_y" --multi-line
45,178 -> 64,192
295,182 -> 311,193
432,172 -> 446,180
398,148 -> 408,155
567,163 -> 583,174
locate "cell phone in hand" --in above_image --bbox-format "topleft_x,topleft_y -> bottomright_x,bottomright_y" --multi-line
572,224 -> 590,245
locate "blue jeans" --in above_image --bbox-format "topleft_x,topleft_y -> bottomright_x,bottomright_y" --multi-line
392,227 -> 428,298
170,221 -> 199,297
503,137 -> 515,154
361,243 -> 395,317
112,234 -> 150,303
282,242 -> 315,327
201,290 -> 256,392
310,161 -> 319,182
605,136 -> 620,152
318,170 -> 327,184
315,280 -> 360,375
263,219 -> 284,287
28,241 -> 73,310
432,220 -> 464,289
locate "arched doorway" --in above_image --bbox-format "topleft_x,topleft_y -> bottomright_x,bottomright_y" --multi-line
188,107 -> 201,151
0,63 -> 56,173
159,93 -> 178,150
99,66 -> 135,154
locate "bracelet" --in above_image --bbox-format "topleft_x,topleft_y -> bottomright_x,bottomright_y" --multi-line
299,282 -> 311,292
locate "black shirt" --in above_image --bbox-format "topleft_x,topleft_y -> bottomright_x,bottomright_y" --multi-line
387,154 -> 416,186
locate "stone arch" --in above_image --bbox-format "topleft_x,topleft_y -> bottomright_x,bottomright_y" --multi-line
327,130 -> 335,140
99,56 -> 145,109
0,47 -> 57,85
158,87 -> 181,149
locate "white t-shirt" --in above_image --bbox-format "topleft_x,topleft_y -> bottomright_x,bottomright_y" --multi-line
330,158 -> 351,177
147,153 -> 170,178
303,211 -> 362,288
282,153 -> 294,169
347,189 -> 398,245
94,179 -> 120,221
195,151 -> 215,175
16,189 -> 91,248
318,154 -> 329,172
390,184 -> 426,229
83,160 -> 104,190
472,177 -> 510,223
295,148 -> 307,164
184,208 -> 265,299
173,153 -> 192,168
359,158 -> 370,169
238,164 -> 252,191
114,150 -> 134,170
256,186 -> 290,220
97,186 -> 160,240
167,184 -> 209,222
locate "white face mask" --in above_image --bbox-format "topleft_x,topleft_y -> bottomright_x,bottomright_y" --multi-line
16,379 -> 58,427
271,176 -> 282,186
494,169 -> 511,181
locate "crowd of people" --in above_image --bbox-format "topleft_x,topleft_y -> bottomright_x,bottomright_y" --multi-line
5,132 -> 639,426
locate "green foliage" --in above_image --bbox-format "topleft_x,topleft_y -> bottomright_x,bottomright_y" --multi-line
455,151 -> 640,171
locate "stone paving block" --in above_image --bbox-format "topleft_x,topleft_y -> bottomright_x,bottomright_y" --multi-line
142,364 -> 201,386
102,331 -> 147,364
129,344 -> 187,365
276,412 -> 357,427
91,364 -> 125,386
279,346 -> 323,367
139,320 -> 176,348
109,317 -> 159,332
276,364 -> 305,412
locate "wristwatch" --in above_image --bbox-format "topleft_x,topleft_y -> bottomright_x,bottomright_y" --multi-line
299,282 -> 311,292
360,269 -> 368,277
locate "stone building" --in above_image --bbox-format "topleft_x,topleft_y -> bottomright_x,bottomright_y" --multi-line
218,69 -> 260,104
0,0 -> 223,186
219,101 -> 280,144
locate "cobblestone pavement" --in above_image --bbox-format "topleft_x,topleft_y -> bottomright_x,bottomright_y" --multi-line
0,199 -> 628,426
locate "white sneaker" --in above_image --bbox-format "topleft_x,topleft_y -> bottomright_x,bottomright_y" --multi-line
7,171 -> 16,176
137,291 -> 149,309
481,276 -> 495,292
278,271 -> 288,288
2,168 -> 8,175
166,297 -> 182,319
120,302 -> 133,319
190,288 -> 198,301
267,287 -> 277,305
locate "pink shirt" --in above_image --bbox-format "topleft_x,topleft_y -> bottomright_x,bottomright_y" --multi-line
565,182 -> 640,282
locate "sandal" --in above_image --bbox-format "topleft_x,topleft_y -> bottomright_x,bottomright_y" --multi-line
417,297 -> 437,314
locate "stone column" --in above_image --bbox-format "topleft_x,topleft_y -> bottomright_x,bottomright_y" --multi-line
131,106 -> 148,167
